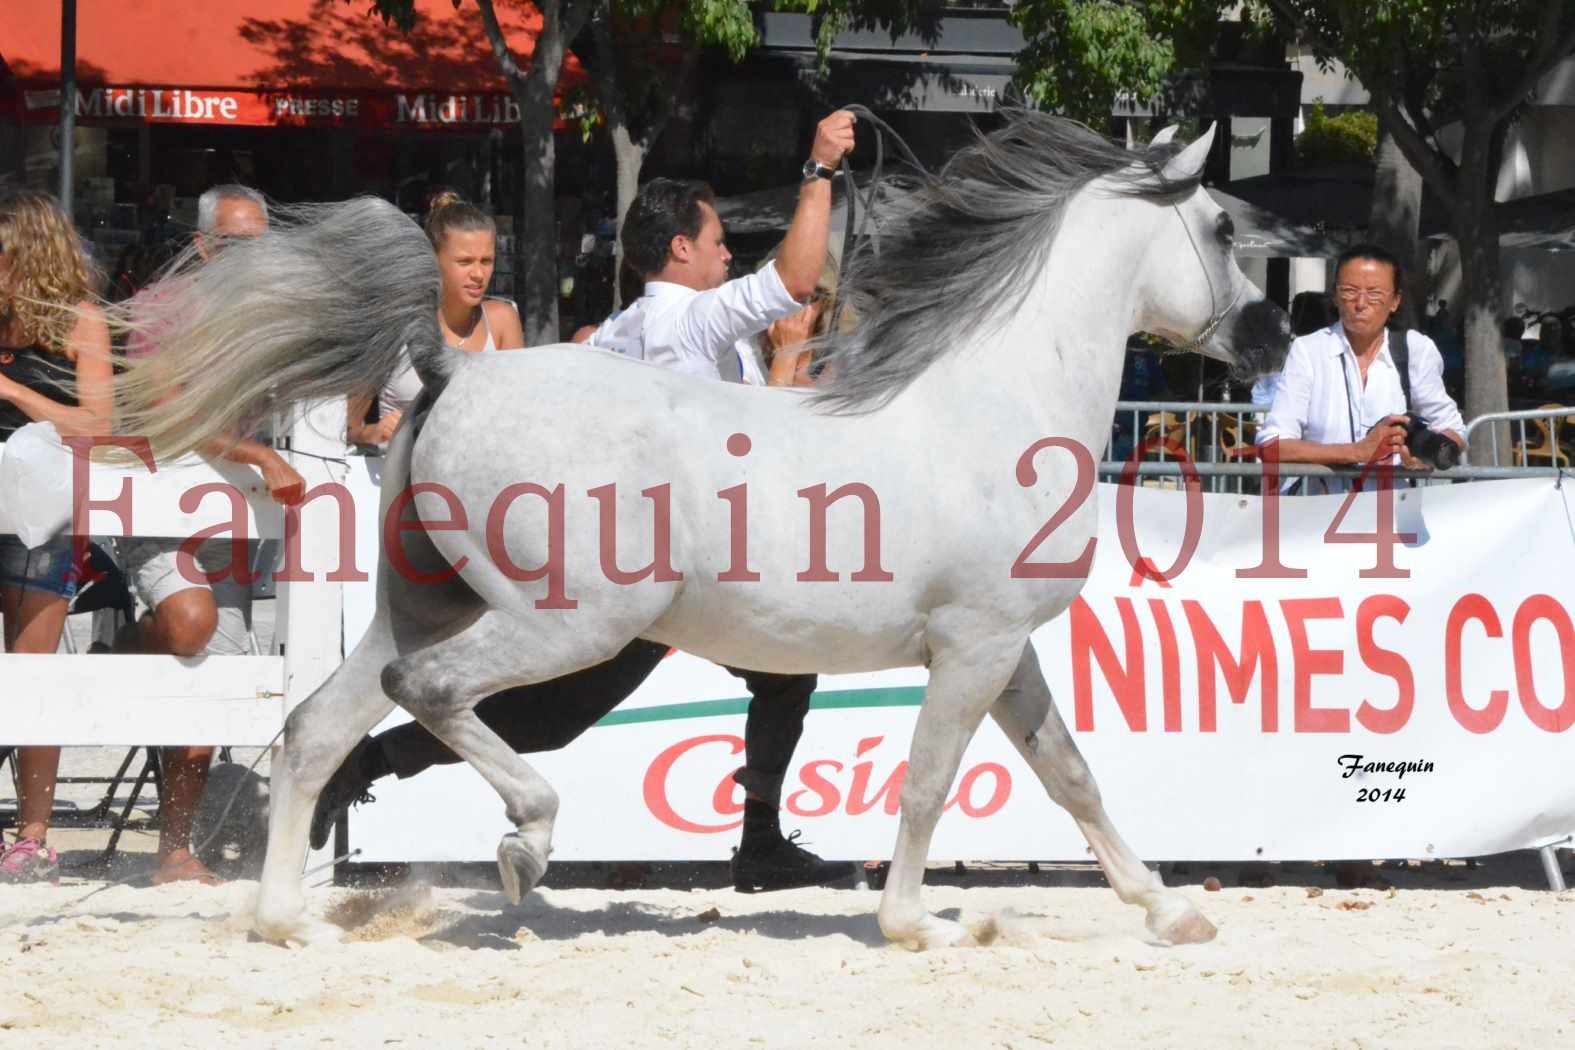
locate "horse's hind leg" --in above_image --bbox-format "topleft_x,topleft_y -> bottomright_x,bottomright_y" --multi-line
877,637 -> 1024,951
255,619 -> 398,945
989,642 -> 1215,945
378,609 -> 611,905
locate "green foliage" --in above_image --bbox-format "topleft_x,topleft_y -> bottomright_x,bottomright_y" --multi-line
1294,100 -> 1376,165
1008,1 -> 1238,124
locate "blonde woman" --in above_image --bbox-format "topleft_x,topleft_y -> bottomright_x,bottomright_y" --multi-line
348,191 -> 523,447
0,192 -> 113,882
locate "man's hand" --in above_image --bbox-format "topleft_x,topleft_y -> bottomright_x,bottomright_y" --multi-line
1354,414 -> 1408,465
810,110 -> 857,170
259,453 -> 306,506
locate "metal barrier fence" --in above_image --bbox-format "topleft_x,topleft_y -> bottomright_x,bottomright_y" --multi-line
1103,400 -> 1570,493
1463,406 -> 1575,469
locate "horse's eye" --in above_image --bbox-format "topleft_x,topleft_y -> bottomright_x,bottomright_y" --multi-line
1216,213 -> 1236,245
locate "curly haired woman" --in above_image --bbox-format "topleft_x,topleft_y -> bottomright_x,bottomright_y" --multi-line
0,191 -> 113,882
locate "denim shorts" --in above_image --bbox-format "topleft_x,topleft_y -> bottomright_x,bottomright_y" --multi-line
0,533 -> 82,600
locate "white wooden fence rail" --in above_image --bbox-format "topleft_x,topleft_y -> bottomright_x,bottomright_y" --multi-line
2,403 -> 349,747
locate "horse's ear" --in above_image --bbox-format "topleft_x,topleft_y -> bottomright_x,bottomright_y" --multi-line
1150,125 -> 1180,147
1161,123 -> 1216,182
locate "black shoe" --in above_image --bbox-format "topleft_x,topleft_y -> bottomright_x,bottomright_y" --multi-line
731,830 -> 856,893
307,741 -> 378,852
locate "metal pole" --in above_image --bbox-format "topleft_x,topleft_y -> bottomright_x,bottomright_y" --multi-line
1539,845 -> 1567,892
57,0 -> 77,214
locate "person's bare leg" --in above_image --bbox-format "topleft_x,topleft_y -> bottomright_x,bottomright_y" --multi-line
123,589 -> 218,658
3,585 -> 69,846
133,590 -> 224,881
13,748 -> 61,844
154,745 -> 217,882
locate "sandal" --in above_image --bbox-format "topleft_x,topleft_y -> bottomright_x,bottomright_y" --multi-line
0,838 -> 60,883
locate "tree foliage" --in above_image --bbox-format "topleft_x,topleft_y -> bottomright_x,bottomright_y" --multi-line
1008,1 -> 1236,125
1295,100 -> 1377,165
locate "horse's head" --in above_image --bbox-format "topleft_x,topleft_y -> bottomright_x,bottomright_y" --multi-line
1133,125 -> 1292,381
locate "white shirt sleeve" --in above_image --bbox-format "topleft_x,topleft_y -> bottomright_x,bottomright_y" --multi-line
1256,338 -> 1316,445
1404,330 -> 1465,435
1250,374 -> 1278,410
671,261 -> 803,366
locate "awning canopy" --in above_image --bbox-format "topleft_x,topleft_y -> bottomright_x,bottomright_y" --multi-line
1444,186 -> 1575,253
1,0 -> 585,130
1206,185 -> 1356,258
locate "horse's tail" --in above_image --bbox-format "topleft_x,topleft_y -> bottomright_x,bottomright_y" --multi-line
112,197 -> 450,461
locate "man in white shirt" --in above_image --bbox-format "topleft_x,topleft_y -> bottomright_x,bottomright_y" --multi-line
582,113 -> 853,383
582,110 -> 857,890
314,112 -> 859,894
1255,244 -> 1464,493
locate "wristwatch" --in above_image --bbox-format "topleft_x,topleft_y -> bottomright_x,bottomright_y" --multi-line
802,158 -> 837,182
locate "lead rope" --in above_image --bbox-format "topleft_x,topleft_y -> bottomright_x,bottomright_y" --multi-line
828,103 -> 936,340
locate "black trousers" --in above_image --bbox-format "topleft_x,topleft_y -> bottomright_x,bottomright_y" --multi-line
372,639 -> 817,807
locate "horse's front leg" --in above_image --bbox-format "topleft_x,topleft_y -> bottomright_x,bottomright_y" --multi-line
255,626 -> 397,945
877,635 -> 1024,951
990,641 -> 1215,945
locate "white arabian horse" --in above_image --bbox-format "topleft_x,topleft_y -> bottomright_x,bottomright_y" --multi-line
115,115 -> 1291,949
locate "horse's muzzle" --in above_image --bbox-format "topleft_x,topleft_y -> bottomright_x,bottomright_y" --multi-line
1227,299 -> 1293,380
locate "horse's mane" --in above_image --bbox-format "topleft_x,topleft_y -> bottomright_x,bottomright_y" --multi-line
812,110 -> 1202,412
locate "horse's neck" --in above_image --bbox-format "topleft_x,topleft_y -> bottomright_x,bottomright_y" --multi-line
911,196 -> 1149,451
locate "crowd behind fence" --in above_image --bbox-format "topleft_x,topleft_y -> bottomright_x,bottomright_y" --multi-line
1101,401 -> 1570,494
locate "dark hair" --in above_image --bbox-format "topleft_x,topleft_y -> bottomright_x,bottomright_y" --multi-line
423,189 -> 494,251
1334,242 -> 1403,292
1289,290 -> 1338,336
620,177 -> 714,278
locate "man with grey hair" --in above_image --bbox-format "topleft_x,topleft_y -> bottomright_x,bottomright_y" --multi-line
118,183 -> 302,886
195,184 -> 268,246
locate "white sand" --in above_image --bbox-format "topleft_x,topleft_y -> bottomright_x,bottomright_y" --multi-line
3,863 -> 1572,1050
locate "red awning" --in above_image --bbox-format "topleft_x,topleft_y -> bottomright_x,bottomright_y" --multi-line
2,0 -> 586,130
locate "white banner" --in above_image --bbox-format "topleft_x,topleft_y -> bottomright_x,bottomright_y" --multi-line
348,476 -> 1575,862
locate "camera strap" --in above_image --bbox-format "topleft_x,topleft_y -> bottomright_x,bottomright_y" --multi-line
1391,328 -> 1414,414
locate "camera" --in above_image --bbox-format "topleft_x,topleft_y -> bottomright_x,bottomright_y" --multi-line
1403,416 -> 1460,470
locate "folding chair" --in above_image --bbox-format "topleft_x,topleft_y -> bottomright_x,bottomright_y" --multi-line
1513,406 -> 1570,467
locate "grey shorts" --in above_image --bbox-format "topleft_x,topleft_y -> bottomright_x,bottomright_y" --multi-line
118,537 -> 255,656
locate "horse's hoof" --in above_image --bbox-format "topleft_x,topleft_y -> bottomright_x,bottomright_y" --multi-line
1153,905 -> 1217,946
497,832 -> 549,905
255,912 -> 343,947
882,913 -> 978,952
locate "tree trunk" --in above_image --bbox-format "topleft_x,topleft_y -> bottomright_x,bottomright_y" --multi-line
1367,118 -> 1426,329
608,121 -> 645,310
1458,202 -> 1507,460
1454,130 -> 1508,462
515,72 -> 560,345
477,0 -> 589,346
